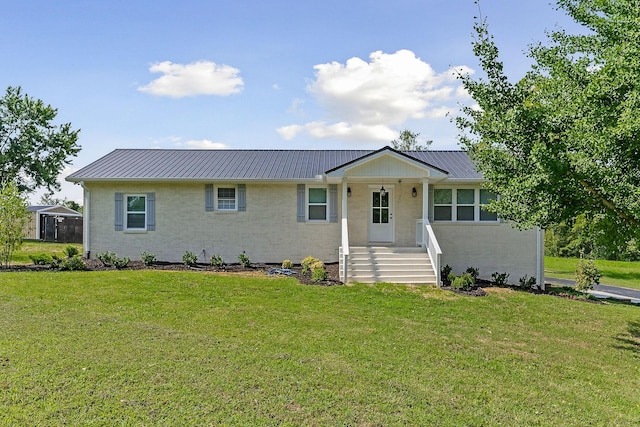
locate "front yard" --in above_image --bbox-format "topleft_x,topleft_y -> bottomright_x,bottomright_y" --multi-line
545,256 -> 640,290
1,270 -> 638,425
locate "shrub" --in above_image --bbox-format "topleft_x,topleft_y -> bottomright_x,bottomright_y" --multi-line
63,245 -> 80,258
441,264 -> 453,284
182,251 -> 198,267
281,259 -> 293,269
59,255 -> 87,271
238,251 -> 251,268
30,253 -> 52,266
50,254 -> 61,269
96,251 -> 117,267
113,256 -> 130,270
518,275 -> 537,289
450,273 -> 474,291
491,272 -> 510,287
311,265 -> 328,282
575,258 -> 601,291
301,256 -> 320,274
140,251 -> 156,266
210,254 -> 225,269
465,266 -> 479,282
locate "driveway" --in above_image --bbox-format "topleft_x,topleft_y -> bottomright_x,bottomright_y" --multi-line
545,277 -> 640,304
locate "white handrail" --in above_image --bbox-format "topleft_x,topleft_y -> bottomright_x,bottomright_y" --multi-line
417,219 -> 443,286
341,217 -> 350,282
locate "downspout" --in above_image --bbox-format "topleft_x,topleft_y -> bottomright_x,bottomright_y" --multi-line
79,181 -> 91,259
536,227 -> 544,290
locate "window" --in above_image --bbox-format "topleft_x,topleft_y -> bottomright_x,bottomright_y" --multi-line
432,188 -> 499,223
456,189 -> 475,221
308,187 -> 327,221
126,195 -> 146,230
480,189 -> 498,221
433,189 -> 452,221
216,187 -> 236,211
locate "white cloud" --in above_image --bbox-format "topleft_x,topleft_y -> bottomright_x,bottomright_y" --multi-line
138,60 -> 244,97
279,49 -> 474,143
183,139 -> 229,149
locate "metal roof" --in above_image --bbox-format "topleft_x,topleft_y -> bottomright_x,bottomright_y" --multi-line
66,148 -> 482,182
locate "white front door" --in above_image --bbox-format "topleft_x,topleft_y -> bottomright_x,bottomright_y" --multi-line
369,187 -> 394,242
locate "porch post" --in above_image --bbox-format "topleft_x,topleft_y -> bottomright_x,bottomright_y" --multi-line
341,179 -> 350,282
422,178 -> 429,226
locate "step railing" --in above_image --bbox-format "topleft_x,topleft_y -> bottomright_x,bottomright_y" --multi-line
416,219 -> 442,286
340,218 -> 349,282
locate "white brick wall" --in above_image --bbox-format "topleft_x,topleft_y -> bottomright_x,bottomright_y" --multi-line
431,222 -> 539,283
86,182 -> 341,264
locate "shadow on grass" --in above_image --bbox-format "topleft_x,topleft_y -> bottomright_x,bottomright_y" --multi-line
614,321 -> 640,355
599,269 -> 640,284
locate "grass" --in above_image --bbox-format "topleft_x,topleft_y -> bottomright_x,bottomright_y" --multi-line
546,256 -> 640,290
9,240 -> 82,265
1,270 -> 639,425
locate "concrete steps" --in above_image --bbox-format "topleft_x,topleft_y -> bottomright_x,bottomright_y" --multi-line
341,246 -> 436,284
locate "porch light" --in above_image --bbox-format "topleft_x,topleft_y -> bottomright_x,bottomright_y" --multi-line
379,185 -> 386,197
347,187 -> 352,197
412,187 -> 417,197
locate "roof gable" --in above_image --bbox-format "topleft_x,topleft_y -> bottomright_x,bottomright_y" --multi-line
325,146 -> 448,179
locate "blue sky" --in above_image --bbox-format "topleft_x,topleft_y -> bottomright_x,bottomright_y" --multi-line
0,0 -> 581,203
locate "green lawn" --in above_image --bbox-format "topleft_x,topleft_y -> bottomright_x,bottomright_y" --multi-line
10,240 -> 82,265
0,271 -> 638,425
546,256 -> 640,290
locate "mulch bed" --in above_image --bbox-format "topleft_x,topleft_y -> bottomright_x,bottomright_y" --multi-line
1,259 -> 343,287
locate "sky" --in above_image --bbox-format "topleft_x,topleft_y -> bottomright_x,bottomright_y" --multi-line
0,0 -> 583,204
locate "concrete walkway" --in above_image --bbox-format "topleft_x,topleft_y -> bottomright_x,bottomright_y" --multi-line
545,277 -> 640,304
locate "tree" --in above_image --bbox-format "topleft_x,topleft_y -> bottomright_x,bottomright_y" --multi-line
0,86 -> 80,193
390,129 -> 431,151
0,182 -> 29,268
456,0 -> 640,251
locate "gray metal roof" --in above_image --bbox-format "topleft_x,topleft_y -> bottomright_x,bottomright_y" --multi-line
66,147 -> 482,182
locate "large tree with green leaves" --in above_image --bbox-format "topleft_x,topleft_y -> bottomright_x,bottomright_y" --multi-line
390,129 -> 431,151
457,0 -> 640,252
0,86 -> 80,193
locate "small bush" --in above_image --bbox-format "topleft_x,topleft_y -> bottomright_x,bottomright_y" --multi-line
182,251 -> 198,267
575,258 -> 601,291
210,254 -> 225,269
311,265 -> 328,282
30,253 -> 52,266
97,251 -> 117,267
63,245 -> 80,258
491,272 -> 510,287
59,255 -> 87,271
238,251 -> 251,268
113,256 -> 130,270
465,266 -> 479,282
140,251 -> 156,266
301,256 -> 320,274
450,273 -> 474,291
50,254 -> 61,269
518,275 -> 537,289
281,259 -> 293,269
441,264 -> 453,284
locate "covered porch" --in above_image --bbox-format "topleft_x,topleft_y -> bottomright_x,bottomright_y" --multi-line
324,147 -> 447,284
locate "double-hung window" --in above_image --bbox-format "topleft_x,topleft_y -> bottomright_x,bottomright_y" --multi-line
433,189 -> 452,221
480,189 -> 498,221
126,195 -> 146,230
216,187 -> 236,211
456,189 -> 475,221
308,187 -> 327,221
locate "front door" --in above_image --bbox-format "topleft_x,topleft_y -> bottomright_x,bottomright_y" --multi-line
369,188 -> 393,242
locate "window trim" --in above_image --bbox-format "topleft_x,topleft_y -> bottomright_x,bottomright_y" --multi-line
432,187 -> 499,223
125,194 -> 147,231
215,185 -> 238,212
306,185 -> 329,222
